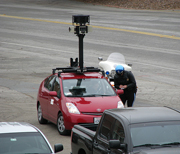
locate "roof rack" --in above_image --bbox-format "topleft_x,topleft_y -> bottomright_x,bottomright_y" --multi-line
52,67 -> 105,77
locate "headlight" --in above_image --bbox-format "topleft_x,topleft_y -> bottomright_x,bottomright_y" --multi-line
66,103 -> 80,114
117,101 -> 124,108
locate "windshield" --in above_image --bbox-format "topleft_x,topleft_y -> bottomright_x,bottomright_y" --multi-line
62,78 -> 116,97
0,132 -> 52,154
107,52 -> 125,63
131,121 -> 180,148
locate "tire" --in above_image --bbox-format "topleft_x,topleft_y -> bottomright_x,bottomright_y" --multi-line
57,113 -> 70,135
37,104 -> 48,124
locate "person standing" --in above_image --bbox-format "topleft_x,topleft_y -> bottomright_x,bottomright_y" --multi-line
114,65 -> 137,107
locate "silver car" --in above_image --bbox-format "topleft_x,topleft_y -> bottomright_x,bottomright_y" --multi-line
0,122 -> 63,154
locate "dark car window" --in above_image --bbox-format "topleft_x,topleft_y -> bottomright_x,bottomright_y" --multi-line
99,114 -> 115,140
44,76 -> 56,91
0,132 -> 51,154
52,77 -> 61,98
112,120 -> 125,143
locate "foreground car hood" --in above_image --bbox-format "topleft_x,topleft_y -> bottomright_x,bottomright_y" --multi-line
134,146 -> 180,154
66,96 -> 120,113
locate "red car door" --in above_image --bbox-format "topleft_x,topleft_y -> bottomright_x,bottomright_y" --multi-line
40,76 -> 55,119
47,77 -> 61,124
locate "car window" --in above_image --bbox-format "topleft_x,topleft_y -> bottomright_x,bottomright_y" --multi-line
44,76 -> 56,91
62,78 -> 116,97
131,121 -> 180,147
52,77 -> 61,98
99,114 -> 115,140
112,120 -> 125,143
0,132 -> 52,154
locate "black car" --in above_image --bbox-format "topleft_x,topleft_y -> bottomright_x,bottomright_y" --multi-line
71,106 -> 180,154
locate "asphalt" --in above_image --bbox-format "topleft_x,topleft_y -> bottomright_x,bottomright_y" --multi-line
0,0 -> 180,153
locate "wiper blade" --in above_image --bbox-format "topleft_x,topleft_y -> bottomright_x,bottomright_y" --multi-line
83,94 -> 96,97
134,142 -> 180,148
84,94 -> 111,97
162,142 -> 180,146
66,95 -> 83,97
134,144 -> 161,148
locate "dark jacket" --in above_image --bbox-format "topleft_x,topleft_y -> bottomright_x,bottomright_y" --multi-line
114,70 -> 137,93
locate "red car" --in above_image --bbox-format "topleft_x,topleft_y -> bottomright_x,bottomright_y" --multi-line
37,67 -> 124,135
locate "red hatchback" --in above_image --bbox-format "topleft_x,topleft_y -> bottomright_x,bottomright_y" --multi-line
37,67 -> 124,135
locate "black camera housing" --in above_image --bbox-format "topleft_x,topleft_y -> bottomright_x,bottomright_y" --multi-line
72,15 -> 90,26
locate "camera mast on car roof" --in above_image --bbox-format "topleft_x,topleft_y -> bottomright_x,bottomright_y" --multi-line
53,15 -> 103,76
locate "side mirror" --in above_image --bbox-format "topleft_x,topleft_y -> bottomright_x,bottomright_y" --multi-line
109,140 -> 121,149
98,57 -> 103,61
109,140 -> 127,152
54,144 -> 63,153
116,89 -> 124,95
128,63 -> 132,67
49,91 -> 57,97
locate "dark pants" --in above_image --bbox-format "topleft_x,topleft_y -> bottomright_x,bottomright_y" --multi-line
119,91 -> 136,107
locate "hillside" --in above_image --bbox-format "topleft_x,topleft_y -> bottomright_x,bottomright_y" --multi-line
76,0 -> 180,10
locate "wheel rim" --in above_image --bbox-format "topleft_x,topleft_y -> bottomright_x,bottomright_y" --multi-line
57,115 -> 65,133
38,105 -> 42,121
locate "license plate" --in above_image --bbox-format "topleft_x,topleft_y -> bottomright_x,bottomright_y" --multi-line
94,117 -> 101,124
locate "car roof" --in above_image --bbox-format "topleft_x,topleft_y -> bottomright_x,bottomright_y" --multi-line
106,107 -> 180,124
0,122 -> 38,134
58,72 -> 104,80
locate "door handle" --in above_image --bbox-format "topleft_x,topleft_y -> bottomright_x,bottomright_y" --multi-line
93,141 -> 98,147
106,148 -> 111,154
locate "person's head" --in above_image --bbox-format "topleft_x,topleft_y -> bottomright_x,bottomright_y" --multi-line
90,80 -> 100,91
115,65 -> 124,76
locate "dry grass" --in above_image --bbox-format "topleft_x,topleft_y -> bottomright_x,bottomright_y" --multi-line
76,0 -> 180,10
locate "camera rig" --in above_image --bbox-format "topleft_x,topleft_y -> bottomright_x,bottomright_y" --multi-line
69,15 -> 92,72
52,15 -> 104,76
69,15 -> 91,35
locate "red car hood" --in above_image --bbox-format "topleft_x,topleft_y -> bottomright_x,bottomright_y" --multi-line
65,96 -> 120,113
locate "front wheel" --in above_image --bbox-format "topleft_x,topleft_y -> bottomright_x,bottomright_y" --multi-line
57,113 -> 70,135
37,104 -> 48,124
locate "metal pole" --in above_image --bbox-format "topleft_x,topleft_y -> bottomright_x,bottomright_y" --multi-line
78,34 -> 85,72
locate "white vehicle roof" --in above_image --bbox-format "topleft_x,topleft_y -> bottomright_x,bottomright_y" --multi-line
0,122 -> 38,134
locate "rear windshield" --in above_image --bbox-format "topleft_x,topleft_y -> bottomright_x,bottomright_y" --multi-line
0,132 -> 52,154
62,78 -> 116,97
131,121 -> 180,148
